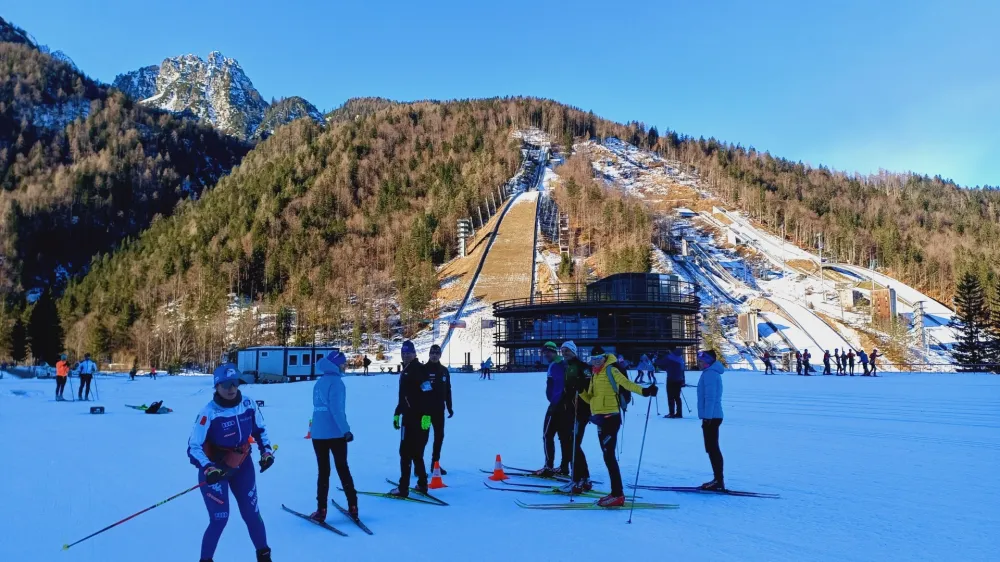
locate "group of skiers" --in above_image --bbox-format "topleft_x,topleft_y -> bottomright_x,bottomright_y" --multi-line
533,342 -> 725,507
53,353 -> 99,401
761,347 -> 881,376
180,340 -> 731,560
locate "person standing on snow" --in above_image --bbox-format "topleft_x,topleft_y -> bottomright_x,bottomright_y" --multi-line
823,350 -> 832,375
425,344 -> 454,475
802,349 -> 812,375
834,349 -> 842,375
762,350 -> 773,375
795,351 -> 802,375
536,341 -> 572,476
150,366 -> 157,380
636,354 -> 654,383
869,348 -> 880,376
556,341 -> 592,494
847,350 -> 856,375
187,364 -> 275,562
664,347 -> 686,418
697,350 -> 726,491
308,350 -> 358,523
362,355 -> 371,376
858,349 -> 870,376
391,340 -> 432,497
580,346 -> 657,507
55,354 -> 70,400
77,353 -> 98,400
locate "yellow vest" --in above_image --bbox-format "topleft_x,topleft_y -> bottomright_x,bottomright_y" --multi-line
579,354 -> 645,415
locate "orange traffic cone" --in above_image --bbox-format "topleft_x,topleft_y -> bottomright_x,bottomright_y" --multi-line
488,454 -> 507,481
429,461 -> 448,489
304,418 -> 312,439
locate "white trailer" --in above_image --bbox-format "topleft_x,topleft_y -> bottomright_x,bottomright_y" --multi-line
236,346 -> 340,383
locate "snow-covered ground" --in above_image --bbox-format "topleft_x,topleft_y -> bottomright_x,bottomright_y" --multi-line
3,371 -> 998,561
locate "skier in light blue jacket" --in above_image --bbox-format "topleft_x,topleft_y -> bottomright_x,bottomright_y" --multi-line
309,349 -> 358,522
697,350 -> 725,491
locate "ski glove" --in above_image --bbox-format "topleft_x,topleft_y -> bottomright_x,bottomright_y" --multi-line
447,408 -> 454,418
343,431 -> 354,443
259,451 -> 275,473
204,465 -> 225,485
420,415 -> 431,431
393,415 -> 401,430
642,384 -> 659,397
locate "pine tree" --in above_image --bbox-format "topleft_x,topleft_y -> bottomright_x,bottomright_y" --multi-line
949,272 -> 990,371
91,322 -> 111,359
276,307 -> 293,346
11,319 -> 27,363
28,290 -> 64,365
987,282 -> 1000,373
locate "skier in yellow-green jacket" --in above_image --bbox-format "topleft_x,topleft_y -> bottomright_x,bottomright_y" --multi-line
579,346 -> 657,507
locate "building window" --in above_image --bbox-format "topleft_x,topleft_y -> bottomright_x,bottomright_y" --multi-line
302,353 -> 311,365
289,355 -> 298,366
261,351 -> 269,358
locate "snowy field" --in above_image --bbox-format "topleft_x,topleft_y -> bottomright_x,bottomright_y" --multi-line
2,371 -> 998,561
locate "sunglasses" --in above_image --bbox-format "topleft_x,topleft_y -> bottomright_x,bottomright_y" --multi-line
220,381 -> 239,390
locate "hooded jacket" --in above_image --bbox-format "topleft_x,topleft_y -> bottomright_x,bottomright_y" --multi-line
311,364 -> 350,439
697,359 -> 724,420
665,350 -> 686,383
579,354 -> 645,416
545,356 -> 566,405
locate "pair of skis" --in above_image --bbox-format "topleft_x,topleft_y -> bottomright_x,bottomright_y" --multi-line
341,479 -> 448,506
515,499 -> 678,510
628,484 -> 780,499
281,499 -> 374,536
483,481 -> 607,499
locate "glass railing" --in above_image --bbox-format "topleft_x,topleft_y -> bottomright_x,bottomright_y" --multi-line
494,280 -> 700,313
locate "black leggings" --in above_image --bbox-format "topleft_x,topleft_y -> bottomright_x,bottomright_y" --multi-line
666,381 -> 683,416
596,414 -> 624,496
570,407 -> 590,481
79,374 -> 93,399
702,418 -> 724,481
543,403 -> 572,471
55,376 -> 67,397
313,438 -> 357,509
399,420 -> 429,490
429,409 -> 446,464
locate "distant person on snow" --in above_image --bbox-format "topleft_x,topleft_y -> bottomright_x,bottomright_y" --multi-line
536,341 -> 571,477
480,357 -> 493,380
697,350 -> 726,491
869,348 -> 880,376
664,348 -> 686,418
636,354 -> 654,383
858,349 -> 870,376
309,350 -> 358,523
150,367 -> 157,380
425,344 -> 454,475
847,350 -> 856,375
802,349 -> 812,375
834,349 -> 842,375
362,355 -> 371,376
557,341 -> 592,494
580,346 -> 657,507
129,362 -> 138,381
390,340 -> 432,497
795,352 -> 802,376
77,353 -> 98,400
823,350 -> 831,375
55,354 -> 70,401
762,350 -> 774,375
187,364 -> 275,562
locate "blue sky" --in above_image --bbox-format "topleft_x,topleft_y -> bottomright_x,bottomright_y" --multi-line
6,0 -> 998,187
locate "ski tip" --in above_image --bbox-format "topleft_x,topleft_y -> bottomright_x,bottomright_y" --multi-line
62,545 -> 69,551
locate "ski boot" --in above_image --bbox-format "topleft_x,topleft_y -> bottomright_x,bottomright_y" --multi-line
557,479 -> 593,494
438,467 -> 448,476
700,478 -> 726,491
532,466 -> 555,477
416,478 -> 429,495
388,486 -> 408,498
596,494 -> 626,507
309,507 -> 327,522
255,548 -> 272,562
556,466 -> 570,477
348,503 -> 359,519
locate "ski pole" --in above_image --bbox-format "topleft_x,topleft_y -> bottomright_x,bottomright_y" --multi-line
92,373 -> 100,401
569,399 -> 579,504
681,388 -> 692,414
68,374 -> 76,402
627,396 -> 653,524
63,482 -> 206,550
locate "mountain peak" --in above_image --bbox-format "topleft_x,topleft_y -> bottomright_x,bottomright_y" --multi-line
112,52 -> 320,141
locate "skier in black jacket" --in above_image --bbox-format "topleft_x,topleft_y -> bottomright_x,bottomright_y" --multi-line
390,340 -> 433,497
425,344 -> 453,475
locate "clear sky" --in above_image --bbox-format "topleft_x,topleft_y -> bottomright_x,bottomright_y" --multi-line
5,0 -> 998,187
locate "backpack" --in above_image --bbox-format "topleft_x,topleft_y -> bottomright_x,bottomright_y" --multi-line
604,364 -> 633,413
